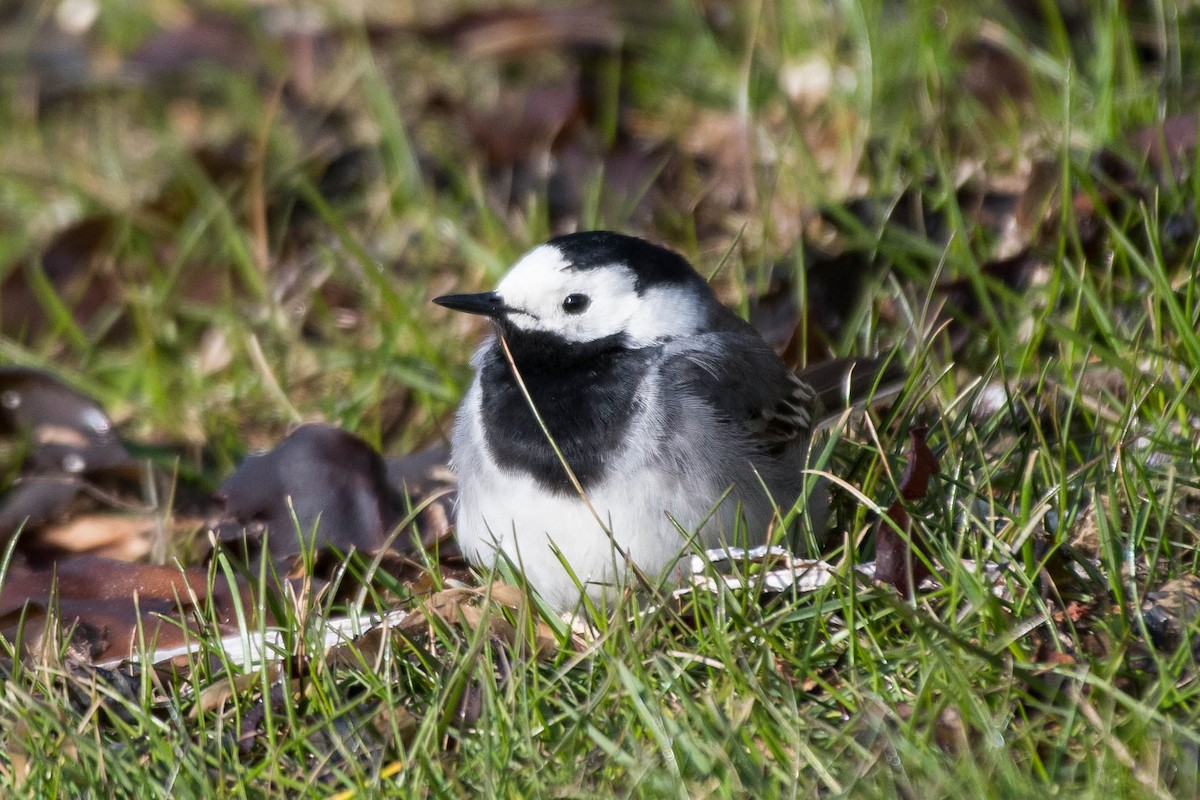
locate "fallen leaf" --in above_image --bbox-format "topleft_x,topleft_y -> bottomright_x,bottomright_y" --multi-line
0,368 -> 155,554
0,557 -> 259,664
28,512 -> 156,561
1128,113 -> 1198,178
210,423 -> 411,561
0,219 -> 122,343
1142,574 -> 1200,654
957,33 -> 1032,116
421,6 -> 621,60
126,11 -> 261,81
873,426 -> 940,595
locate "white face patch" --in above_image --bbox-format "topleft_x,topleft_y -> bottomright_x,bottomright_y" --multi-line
495,244 -> 703,346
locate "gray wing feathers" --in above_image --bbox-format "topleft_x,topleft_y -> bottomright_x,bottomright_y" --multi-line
662,333 -> 814,448
663,337 -> 903,446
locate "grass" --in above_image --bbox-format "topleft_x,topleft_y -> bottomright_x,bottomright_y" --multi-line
2,0 -> 1200,797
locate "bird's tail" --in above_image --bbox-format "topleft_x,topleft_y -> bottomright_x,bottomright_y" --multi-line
796,355 -> 907,429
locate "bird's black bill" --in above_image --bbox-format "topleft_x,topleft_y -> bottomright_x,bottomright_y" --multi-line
433,291 -> 509,317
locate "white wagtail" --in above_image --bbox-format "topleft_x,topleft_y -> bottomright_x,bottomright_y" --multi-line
435,231 -> 901,611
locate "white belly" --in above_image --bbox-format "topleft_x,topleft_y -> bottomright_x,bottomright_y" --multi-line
450,378 -> 754,610
454,463 -> 710,610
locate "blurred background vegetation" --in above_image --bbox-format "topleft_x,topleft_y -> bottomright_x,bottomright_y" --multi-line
2,1 -> 1192,476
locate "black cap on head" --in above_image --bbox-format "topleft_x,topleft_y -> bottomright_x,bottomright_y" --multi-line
547,231 -> 704,294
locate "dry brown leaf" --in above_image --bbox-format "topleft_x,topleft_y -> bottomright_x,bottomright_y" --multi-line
0,557 -> 261,665
210,423 -> 413,561
189,670 -> 274,718
401,585 -> 565,659
423,6 -> 621,60
481,582 -> 530,610
3,718 -> 31,787
1129,113 -> 1198,177
30,513 -> 156,560
873,426 -> 940,595
957,33 -> 1032,115
1142,574 -> 1200,653
373,705 -> 419,746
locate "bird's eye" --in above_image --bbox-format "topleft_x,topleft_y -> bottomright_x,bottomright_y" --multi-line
561,293 -> 591,314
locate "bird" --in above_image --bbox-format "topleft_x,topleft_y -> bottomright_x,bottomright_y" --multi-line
435,231 -> 901,611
